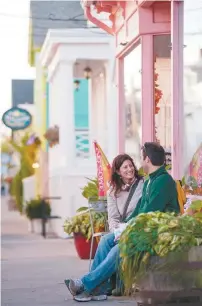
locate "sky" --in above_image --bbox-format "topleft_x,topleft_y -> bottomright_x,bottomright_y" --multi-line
0,0 -> 35,137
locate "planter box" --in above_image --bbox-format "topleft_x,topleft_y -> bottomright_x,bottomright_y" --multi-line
135,246 -> 202,305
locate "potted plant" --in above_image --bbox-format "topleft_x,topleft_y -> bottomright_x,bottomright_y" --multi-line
63,209 -> 107,259
63,177 -> 108,259
25,197 -> 51,234
81,177 -> 107,240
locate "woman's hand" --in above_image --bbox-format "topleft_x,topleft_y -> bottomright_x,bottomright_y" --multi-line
114,223 -> 128,241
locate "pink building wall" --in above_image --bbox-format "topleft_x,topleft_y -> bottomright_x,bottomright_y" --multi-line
114,0 -> 184,179
83,0 -> 184,178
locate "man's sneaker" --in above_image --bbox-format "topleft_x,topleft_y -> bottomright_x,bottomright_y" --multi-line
92,294 -> 107,301
64,279 -> 84,296
74,291 -> 107,302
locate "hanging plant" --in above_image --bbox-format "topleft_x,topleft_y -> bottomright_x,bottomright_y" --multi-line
154,71 -> 163,142
44,125 -> 59,147
154,71 -> 163,115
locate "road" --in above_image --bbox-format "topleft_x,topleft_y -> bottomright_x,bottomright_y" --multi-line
1,196 -> 136,306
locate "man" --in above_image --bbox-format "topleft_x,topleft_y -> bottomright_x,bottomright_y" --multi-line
65,142 -> 180,302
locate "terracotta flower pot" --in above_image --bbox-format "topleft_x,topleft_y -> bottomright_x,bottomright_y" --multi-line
73,233 -> 98,260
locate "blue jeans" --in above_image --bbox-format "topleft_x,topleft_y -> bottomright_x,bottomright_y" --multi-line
81,232 -> 120,293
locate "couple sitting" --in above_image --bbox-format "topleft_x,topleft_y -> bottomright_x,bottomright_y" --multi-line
64,142 -> 180,302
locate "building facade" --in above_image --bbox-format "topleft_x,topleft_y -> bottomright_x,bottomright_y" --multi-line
37,28 -> 117,236
82,0 -> 202,178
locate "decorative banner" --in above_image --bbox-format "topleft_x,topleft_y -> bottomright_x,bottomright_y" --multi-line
2,107 -> 32,130
94,141 -> 111,198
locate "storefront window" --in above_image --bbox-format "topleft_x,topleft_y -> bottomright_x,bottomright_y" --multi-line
153,35 -> 171,153
183,1 -> 202,174
124,42 -> 142,167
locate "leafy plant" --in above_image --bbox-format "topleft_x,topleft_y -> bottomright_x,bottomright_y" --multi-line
10,173 -> 23,211
9,133 -> 41,212
189,200 -> 202,220
63,210 -> 107,241
119,211 -> 202,292
25,198 -> 51,220
81,177 -> 99,200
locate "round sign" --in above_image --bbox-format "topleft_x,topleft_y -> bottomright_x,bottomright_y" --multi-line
2,107 -> 32,130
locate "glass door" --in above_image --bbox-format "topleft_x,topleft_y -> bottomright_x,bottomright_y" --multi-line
123,41 -> 142,167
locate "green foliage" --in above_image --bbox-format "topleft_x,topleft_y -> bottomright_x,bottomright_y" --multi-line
25,198 -> 51,220
63,210 -> 107,241
64,177 -> 106,240
81,177 -> 99,200
119,211 -> 202,292
10,173 -> 23,212
9,132 -> 40,212
186,176 -> 198,189
181,176 -> 185,186
76,206 -> 89,213
189,200 -> 202,220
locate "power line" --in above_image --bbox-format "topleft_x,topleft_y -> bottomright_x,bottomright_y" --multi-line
1,6 -> 202,20
0,11 -> 86,22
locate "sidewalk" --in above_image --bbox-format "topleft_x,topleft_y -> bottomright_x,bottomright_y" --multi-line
1,196 -> 136,306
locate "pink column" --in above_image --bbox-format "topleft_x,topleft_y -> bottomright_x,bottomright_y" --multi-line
141,35 -> 155,144
117,57 -> 125,153
171,0 -> 184,179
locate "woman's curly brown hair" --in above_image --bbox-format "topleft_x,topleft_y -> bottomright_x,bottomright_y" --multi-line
109,154 -> 139,197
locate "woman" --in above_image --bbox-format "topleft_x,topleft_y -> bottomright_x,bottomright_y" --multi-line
107,154 -> 144,232
64,154 -> 143,302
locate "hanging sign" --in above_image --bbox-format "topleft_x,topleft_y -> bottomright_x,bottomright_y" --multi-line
2,107 -> 32,130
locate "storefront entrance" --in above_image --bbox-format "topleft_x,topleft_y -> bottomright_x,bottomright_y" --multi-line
116,1 -> 183,178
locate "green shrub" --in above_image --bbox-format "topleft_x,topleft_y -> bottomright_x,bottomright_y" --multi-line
25,198 -> 51,220
10,173 -> 23,212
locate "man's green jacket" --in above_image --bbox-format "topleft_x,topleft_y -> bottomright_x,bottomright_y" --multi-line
125,166 -> 180,222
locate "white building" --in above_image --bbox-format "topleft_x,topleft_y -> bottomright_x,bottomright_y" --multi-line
38,28 -> 117,237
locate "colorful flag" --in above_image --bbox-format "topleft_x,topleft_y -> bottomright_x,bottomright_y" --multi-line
94,141 -> 111,198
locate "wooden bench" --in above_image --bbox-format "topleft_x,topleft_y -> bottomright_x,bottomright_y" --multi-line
40,196 -> 61,238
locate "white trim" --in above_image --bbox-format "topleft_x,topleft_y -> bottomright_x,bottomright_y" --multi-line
40,28 -> 112,67
88,78 -> 93,157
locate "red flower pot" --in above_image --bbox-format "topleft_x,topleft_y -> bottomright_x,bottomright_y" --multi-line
73,233 -> 98,259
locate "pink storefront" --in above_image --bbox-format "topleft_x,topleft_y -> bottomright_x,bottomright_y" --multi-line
83,0 -> 184,179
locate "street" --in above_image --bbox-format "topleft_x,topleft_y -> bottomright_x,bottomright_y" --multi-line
1,197 -> 135,306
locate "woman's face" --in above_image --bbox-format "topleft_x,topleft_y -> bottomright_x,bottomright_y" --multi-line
118,159 -> 135,181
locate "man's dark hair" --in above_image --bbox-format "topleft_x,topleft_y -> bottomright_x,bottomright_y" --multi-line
142,142 -> 165,166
